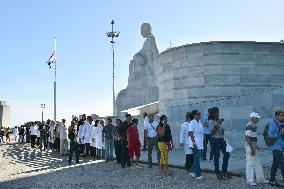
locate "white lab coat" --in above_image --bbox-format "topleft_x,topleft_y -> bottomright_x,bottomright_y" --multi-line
95,124 -> 103,149
83,122 -> 92,144
49,125 -> 55,143
78,124 -> 85,144
90,125 -> 96,147
13,128 -> 18,136
180,122 -> 192,154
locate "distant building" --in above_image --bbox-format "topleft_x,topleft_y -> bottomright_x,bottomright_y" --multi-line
0,101 -> 10,128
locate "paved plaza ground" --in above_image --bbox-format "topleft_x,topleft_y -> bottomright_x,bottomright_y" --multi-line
0,142 -> 281,189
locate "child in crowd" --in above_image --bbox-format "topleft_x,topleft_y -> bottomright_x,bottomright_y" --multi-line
127,118 -> 141,169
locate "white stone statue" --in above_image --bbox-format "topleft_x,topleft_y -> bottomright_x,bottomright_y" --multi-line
127,23 -> 159,88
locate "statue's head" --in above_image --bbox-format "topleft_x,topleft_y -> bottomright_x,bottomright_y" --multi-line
141,23 -> 152,38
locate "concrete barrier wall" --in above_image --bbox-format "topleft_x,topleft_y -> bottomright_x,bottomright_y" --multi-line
158,41 -> 284,148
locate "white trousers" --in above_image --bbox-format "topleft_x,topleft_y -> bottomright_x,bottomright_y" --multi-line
245,146 -> 265,183
60,139 -> 68,155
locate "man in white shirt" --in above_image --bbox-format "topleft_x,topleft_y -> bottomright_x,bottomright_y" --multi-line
29,122 -> 38,148
188,110 -> 204,180
83,116 -> 92,158
144,113 -> 161,168
245,112 -> 268,186
60,119 -> 68,156
180,112 -> 194,173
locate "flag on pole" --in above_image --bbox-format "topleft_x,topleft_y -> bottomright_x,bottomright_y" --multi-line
46,51 -> 56,69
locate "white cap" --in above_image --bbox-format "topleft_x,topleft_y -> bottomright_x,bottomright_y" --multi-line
250,112 -> 262,119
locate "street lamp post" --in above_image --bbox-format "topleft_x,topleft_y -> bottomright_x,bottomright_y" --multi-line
41,104 -> 46,123
107,20 -> 120,116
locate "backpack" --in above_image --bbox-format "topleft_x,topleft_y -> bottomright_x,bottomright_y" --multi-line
263,122 -> 277,147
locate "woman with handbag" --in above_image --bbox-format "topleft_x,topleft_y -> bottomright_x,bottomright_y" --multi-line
157,115 -> 173,175
209,107 -> 231,181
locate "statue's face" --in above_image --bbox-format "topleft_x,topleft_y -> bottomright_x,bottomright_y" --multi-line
141,23 -> 151,38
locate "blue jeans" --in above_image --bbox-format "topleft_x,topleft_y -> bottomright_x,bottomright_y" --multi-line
105,139 -> 114,160
270,150 -> 284,182
202,134 -> 213,160
211,138 -> 230,174
193,148 -> 201,177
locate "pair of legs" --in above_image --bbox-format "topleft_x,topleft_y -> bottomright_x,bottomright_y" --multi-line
114,140 -> 121,163
129,143 -> 141,167
105,139 -> 114,160
270,150 -> 284,183
6,135 -> 10,143
68,140 -> 79,164
158,142 -> 171,174
97,148 -> 103,159
193,148 -> 202,177
84,143 -> 90,157
30,135 -> 36,148
211,138 -> 230,179
202,134 -> 213,160
0,136 -> 4,143
245,146 -> 266,184
147,137 -> 161,167
185,153 -> 194,173
120,140 -> 130,167
90,146 -> 97,158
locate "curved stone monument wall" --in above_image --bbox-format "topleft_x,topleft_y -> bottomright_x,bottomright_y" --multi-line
158,41 -> 284,116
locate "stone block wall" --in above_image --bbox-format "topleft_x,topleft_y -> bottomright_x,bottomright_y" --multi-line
158,41 -> 284,148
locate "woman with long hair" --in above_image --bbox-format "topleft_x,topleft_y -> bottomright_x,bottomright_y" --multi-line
157,115 -> 173,175
209,107 -> 231,180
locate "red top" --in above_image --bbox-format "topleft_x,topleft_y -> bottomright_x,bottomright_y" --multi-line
127,127 -> 140,145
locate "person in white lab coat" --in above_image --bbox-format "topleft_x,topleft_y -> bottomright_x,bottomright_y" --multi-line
78,114 -> 87,155
96,120 -> 104,159
78,117 -> 86,155
48,121 -> 55,152
90,120 -> 98,158
12,126 -> 19,142
59,119 -> 68,156
83,116 -> 93,158
180,112 -> 194,174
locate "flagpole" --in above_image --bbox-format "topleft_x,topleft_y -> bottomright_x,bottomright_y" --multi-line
54,36 -> 57,121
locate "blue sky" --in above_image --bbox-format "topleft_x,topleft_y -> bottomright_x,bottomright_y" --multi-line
0,0 -> 283,126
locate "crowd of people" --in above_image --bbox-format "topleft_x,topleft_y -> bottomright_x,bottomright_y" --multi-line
1,108 -> 284,187
179,108 -> 284,187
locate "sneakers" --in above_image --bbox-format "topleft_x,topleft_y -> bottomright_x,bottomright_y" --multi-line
195,176 -> 204,180
189,172 -> 196,178
269,182 -> 284,188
